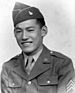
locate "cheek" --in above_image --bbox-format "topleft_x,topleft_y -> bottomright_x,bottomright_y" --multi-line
33,32 -> 42,44
15,34 -> 22,41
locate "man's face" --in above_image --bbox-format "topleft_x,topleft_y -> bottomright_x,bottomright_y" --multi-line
14,19 -> 47,55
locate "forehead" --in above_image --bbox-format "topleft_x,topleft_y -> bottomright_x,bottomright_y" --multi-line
15,19 -> 38,28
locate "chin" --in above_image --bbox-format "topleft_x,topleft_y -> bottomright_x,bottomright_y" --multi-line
22,48 -> 34,54
22,47 -> 39,55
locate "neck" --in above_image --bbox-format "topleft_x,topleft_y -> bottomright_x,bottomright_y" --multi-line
23,44 -> 43,56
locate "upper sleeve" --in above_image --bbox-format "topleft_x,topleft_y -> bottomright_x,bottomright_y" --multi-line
1,63 -> 12,93
58,58 -> 74,84
57,58 -> 75,93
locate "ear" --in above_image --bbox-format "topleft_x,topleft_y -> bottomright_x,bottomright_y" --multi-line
41,26 -> 48,37
14,29 -> 16,36
14,28 -> 17,38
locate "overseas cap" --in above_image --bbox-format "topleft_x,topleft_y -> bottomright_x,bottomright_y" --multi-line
12,2 -> 44,26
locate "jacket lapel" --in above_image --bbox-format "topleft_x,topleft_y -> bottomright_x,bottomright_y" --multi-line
28,45 -> 53,80
12,53 -> 28,80
11,45 -> 53,81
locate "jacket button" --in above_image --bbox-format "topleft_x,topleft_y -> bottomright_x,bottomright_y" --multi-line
28,81 -> 31,85
47,80 -> 51,84
50,51 -> 53,54
12,83 -> 15,86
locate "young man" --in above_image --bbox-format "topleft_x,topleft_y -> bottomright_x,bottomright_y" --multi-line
1,2 -> 74,93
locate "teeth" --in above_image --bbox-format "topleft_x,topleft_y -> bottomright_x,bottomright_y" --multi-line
21,42 -> 31,46
23,42 -> 30,44
22,42 -> 31,44
22,41 -> 32,43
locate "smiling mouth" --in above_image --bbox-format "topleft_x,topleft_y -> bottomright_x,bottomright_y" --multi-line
21,41 -> 32,46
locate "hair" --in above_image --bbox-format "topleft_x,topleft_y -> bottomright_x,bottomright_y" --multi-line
36,18 -> 46,28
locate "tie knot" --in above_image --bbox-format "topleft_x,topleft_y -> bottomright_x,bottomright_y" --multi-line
25,56 -> 34,75
25,56 -> 34,67
28,56 -> 34,63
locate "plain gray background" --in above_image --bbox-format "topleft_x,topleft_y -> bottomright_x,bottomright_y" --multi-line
0,0 -> 75,73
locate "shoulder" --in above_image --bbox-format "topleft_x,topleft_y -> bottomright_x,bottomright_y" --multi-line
50,50 -> 71,60
2,53 -> 22,69
49,50 -> 73,69
44,45 -> 72,63
47,47 -> 73,67
49,50 -> 74,75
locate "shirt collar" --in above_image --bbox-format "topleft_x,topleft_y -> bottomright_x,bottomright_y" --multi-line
33,47 -> 43,62
23,46 -> 43,62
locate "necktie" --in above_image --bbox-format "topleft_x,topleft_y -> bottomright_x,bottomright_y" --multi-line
25,57 -> 34,75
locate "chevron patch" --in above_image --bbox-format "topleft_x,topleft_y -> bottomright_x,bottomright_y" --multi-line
66,80 -> 75,93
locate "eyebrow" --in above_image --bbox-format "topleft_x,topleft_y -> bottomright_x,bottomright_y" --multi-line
25,26 -> 35,29
14,26 -> 35,31
14,27 -> 22,31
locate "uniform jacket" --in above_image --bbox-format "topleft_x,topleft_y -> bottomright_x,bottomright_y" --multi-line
1,45 -> 74,93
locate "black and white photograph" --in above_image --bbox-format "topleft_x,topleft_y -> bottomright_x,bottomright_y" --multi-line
0,0 -> 75,93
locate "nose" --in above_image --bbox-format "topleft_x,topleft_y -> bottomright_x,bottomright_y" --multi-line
22,30 -> 29,40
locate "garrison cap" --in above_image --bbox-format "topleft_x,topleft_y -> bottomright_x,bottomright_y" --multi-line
12,2 -> 44,26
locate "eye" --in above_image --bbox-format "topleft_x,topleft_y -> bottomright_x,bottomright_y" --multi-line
16,30 -> 22,33
14,29 -> 22,33
28,29 -> 34,32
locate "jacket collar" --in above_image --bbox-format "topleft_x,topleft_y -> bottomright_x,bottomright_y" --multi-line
12,45 -> 53,80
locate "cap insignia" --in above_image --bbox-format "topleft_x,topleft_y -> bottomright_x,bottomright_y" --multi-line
29,11 -> 33,15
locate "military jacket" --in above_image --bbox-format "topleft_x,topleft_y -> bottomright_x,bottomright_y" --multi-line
1,45 -> 74,93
